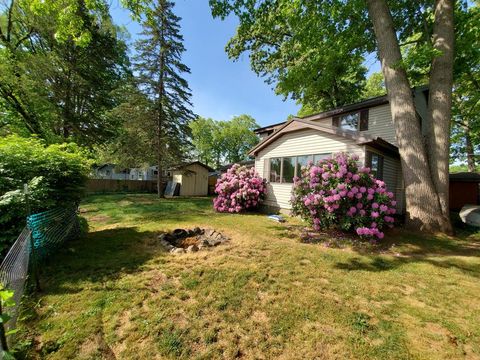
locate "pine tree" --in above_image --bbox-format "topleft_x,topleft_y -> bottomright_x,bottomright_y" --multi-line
134,0 -> 194,197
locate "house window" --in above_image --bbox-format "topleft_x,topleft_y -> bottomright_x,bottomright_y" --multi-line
340,112 -> 360,131
313,153 -> 330,164
282,157 -> 296,183
296,155 -> 312,177
268,153 -> 332,183
269,158 -> 281,182
333,110 -> 369,131
366,151 -> 384,180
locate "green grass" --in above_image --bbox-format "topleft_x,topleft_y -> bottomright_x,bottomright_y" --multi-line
14,194 -> 480,359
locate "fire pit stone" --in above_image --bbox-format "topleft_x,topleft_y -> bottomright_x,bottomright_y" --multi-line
158,227 -> 229,254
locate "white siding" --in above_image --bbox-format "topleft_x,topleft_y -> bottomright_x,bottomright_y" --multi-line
255,129 -> 365,209
361,104 -> 396,145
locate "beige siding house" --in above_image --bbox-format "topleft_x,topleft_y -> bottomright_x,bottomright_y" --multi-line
249,87 -> 429,214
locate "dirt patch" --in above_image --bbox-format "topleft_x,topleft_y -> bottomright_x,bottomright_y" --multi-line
79,334 -> 103,358
116,310 -> 132,339
89,214 -> 111,222
252,311 -> 269,324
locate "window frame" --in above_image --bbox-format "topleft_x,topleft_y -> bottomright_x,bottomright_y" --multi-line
365,150 -> 384,180
269,157 -> 282,183
333,109 -> 369,131
267,153 -> 332,183
339,111 -> 360,131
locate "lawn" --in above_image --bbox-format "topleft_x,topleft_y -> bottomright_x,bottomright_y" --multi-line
15,194 -> 480,359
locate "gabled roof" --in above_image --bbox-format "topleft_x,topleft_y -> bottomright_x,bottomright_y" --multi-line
254,94 -> 389,135
169,161 -> 215,172
254,85 -> 429,135
249,118 -> 398,157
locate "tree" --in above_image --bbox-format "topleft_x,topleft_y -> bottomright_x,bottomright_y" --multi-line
99,84 -> 157,168
363,72 -> 386,99
222,115 -> 260,163
134,0 -> 194,196
0,0 -> 132,145
396,2 -> 479,172
190,117 -> 219,166
210,0 -> 460,233
190,115 -> 260,169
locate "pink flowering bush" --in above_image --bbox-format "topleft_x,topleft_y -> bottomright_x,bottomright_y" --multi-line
291,153 -> 396,239
214,164 -> 267,213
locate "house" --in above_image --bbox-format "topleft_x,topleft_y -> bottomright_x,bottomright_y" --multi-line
170,161 -> 215,196
93,164 -> 130,180
129,166 -> 172,181
249,87 -> 431,214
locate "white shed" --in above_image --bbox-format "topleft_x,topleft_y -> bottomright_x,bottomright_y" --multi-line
171,162 -> 214,196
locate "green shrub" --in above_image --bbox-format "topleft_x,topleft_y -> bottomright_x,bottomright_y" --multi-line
0,135 -> 91,252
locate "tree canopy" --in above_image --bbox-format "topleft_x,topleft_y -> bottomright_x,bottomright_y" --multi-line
190,115 -> 259,169
0,0 -> 131,145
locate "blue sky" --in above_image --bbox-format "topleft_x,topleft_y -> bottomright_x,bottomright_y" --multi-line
110,0 -> 381,127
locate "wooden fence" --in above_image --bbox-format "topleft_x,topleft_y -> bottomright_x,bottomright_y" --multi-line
86,179 -> 160,194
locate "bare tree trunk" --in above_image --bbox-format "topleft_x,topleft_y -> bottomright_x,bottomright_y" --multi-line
425,0 -> 454,232
366,0 -> 449,233
157,9 -> 166,198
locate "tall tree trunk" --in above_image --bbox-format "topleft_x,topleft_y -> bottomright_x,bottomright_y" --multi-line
157,13 -> 166,198
426,0 -> 454,231
366,0 -> 449,233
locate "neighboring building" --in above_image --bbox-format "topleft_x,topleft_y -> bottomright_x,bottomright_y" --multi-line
94,164 -> 130,180
129,166 -> 171,181
93,164 -> 172,181
449,172 -> 480,211
170,161 -> 215,196
249,87 -> 431,214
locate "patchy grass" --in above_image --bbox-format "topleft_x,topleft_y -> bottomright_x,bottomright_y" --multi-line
15,194 -> 480,359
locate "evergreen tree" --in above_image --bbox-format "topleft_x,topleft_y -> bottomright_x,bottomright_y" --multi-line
134,0 -> 194,196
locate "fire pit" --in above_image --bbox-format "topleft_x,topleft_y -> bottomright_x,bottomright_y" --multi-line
158,227 -> 230,254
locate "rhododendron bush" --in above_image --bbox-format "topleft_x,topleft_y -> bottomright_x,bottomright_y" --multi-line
214,164 -> 267,213
291,153 -> 396,239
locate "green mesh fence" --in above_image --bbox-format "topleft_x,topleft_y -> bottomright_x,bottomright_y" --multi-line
26,204 -> 80,261
0,203 -> 80,351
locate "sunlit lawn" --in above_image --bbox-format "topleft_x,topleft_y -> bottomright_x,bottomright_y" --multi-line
15,194 -> 480,359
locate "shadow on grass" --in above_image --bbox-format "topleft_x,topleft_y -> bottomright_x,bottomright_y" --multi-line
37,226 -> 164,295
334,231 -> 480,277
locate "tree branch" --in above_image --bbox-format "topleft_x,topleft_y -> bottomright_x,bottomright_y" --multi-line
6,0 -> 15,42
14,28 -> 34,50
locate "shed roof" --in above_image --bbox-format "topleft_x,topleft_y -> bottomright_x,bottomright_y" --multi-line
169,161 -> 215,173
449,172 -> 480,182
